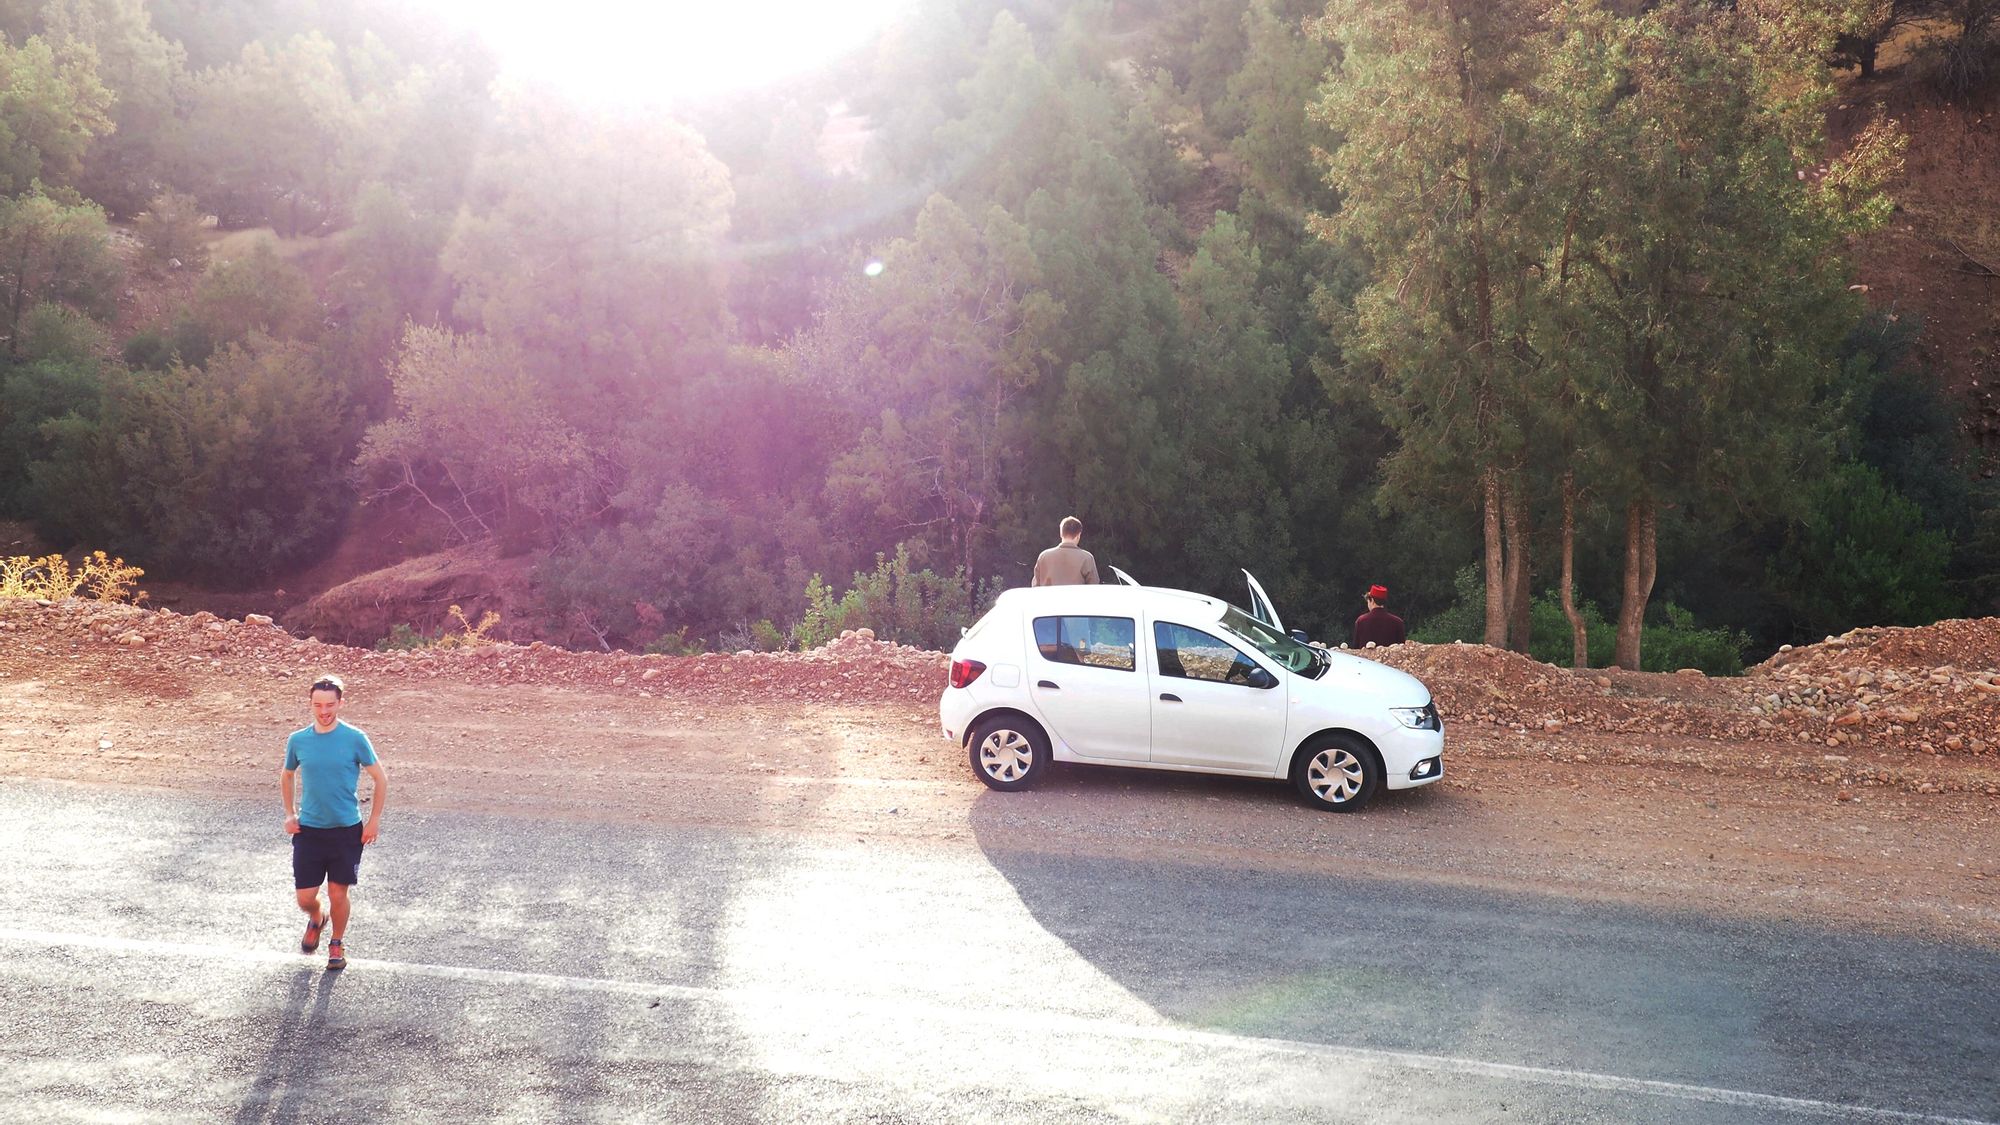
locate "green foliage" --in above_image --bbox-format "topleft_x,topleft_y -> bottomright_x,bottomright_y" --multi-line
373,605 -> 501,651
23,336 -> 355,582
749,619 -> 788,652
794,544 -> 1002,652
356,325 -> 594,544
185,32 -> 362,233
641,627 -> 704,657
0,193 -> 122,353
373,622 -> 426,651
42,0 -> 191,217
1766,462 -> 1961,640
0,305 -> 114,512
440,89 -> 732,414
1416,565 -> 1749,674
133,191 -> 209,274
0,31 -> 114,195
0,0 -> 1979,661
1642,604 -> 1751,678
191,242 -> 317,342
1409,567 -> 1487,650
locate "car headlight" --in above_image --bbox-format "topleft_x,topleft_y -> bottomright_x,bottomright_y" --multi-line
1389,704 -> 1441,731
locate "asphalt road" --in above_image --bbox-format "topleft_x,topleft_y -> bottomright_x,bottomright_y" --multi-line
1,777 -> 1995,1124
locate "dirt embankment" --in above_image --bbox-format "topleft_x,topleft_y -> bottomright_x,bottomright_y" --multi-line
5,595 -> 1996,797
5,596 -> 1998,943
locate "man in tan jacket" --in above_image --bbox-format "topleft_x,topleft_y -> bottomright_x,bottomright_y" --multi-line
1033,516 -> 1099,586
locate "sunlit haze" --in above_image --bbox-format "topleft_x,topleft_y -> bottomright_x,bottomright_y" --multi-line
413,0 -> 910,106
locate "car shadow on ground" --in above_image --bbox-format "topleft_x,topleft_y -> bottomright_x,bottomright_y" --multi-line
964,781 -> 2000,1121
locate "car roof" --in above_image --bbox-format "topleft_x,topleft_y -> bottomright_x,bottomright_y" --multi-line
993,584 -> 1231,621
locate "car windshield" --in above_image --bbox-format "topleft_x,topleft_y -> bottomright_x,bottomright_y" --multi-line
1219,606 -> 1327,678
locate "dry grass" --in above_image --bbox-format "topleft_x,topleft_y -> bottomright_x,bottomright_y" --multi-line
0,552 -> 146,604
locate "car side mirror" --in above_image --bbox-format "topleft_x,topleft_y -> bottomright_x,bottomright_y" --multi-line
1247,666 -> 1277,690
1289,629 -> 1309,643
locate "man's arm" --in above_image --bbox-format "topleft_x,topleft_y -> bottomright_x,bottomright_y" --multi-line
282,768 -> 300,835
360,761 -> 387,844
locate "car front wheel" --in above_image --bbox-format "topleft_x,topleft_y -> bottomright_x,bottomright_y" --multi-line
1292,734 -> 1381,812
969,715 -> 1050,792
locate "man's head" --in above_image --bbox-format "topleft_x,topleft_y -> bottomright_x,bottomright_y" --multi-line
309,674 -> 345,729
1059,515 -> 1083,544
1365,584 -> 1389,609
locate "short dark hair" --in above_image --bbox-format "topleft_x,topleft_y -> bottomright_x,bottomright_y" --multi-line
1060,516 -> 1083,538
309,674 -> 345,699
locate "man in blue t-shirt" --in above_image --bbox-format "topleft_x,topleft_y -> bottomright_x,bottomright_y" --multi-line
283,674 -> 388,971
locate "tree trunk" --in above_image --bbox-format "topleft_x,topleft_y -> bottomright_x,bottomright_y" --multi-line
1501,473 -> 1532,653
1560,471 -> 1587,669
1613,494 -> 1657,670
1482,467 -> 1507,648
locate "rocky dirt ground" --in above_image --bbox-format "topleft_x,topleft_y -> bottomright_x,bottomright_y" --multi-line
3,597 -> 1996,945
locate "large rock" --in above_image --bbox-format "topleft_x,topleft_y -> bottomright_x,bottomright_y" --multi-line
285,540 -> 538,648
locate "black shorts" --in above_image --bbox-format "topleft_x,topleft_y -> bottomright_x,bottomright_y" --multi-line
292,823 -> 364,889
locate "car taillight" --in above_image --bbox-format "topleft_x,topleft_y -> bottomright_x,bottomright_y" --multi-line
949,659 -> 986,688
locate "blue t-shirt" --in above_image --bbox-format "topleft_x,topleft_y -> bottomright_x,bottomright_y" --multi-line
284,721 -> 379,829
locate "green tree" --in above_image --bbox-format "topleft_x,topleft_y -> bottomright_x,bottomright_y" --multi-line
1766,462 -> 1960,637
184,32 -> 362,233
355,325 -> 597,546
800,194 -> 1057,580
0,302 -> 108,513
192,243 -> 316,341
26,335 -> 354,580
41,0 -> 189,217
132,190 -> 208,273
1315,0 -> 1550,651
1532,2 -> 1901,667
442,91 -> 733,420
0,30 -> 112,195
0,192 -> 120,356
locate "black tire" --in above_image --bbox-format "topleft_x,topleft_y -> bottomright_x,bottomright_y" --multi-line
968,714 -> 1051,792
1292,733 -> 1382,812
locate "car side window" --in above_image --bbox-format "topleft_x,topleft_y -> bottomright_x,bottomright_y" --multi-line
1032,616 -> 1136,671
1154,622 -> 1266,686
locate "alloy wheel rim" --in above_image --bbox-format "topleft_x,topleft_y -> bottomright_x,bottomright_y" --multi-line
979,729 -> 1034,781
1308,748 -> 1363,803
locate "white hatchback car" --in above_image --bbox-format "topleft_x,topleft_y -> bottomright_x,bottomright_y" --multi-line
939,573 -> 1443,811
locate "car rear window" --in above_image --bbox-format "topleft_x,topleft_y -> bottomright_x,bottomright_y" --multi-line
1032,616 -> 1136,671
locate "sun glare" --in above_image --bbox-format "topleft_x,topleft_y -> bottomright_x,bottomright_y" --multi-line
415,0 -> 910,106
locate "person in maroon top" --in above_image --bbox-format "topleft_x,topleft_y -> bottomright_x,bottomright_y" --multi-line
1351,584 -> 1406,648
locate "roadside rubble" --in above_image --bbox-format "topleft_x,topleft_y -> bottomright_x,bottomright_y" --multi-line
4,598 -> 1994,799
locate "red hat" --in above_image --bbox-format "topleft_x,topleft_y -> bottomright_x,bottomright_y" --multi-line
1366,584 -> 1389,601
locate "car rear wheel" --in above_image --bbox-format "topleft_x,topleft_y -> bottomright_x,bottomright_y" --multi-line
969,715 -> 1050,792
1293,734 -> 1381,812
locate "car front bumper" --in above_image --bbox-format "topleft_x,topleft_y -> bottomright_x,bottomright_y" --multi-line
1377,726 -> 1445,791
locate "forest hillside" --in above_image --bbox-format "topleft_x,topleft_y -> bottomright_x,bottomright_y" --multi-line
0,0 -> 1996,672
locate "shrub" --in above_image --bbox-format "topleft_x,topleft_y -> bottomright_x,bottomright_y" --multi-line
133,192 -> 210,274
1641,603 -> 1750,677
0,550 -> 144,602
373,605 -> 500,651
1413,565 -> 1748,674
24,337 -> 355,583
642,626 -> 704,656
792,543 -> 1002,651
1765,462 -> 1960,641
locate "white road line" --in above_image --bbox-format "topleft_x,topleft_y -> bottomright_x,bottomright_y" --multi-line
1,926 -> 1989,1125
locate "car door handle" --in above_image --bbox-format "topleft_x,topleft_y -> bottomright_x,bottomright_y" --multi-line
1159,693 -> 1181,703
1038,680 -> 1060,690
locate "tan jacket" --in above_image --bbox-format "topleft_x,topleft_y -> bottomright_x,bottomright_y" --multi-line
1033,544 -> 1099,586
